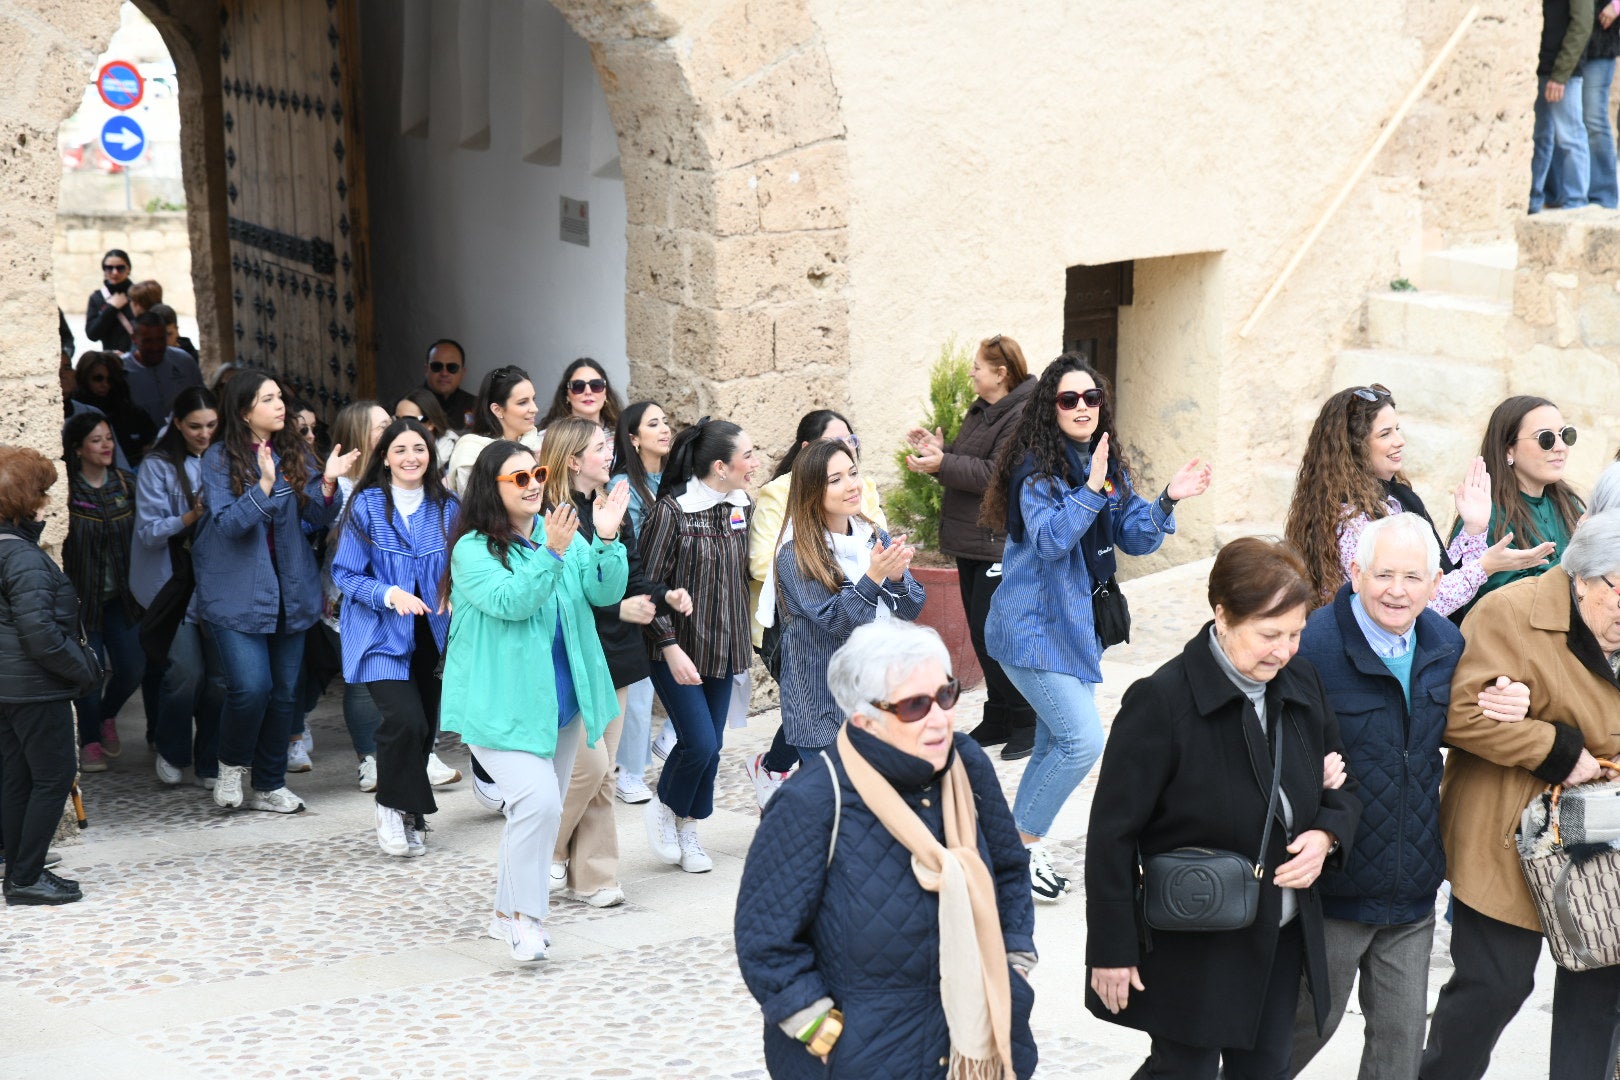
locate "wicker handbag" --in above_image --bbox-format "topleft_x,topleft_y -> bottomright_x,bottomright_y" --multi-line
1517,759 -> 1620,973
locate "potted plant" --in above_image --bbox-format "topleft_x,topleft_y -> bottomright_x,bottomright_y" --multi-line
886,337 -> 985,688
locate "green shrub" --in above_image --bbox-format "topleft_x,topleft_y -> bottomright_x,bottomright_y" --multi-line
886,336 -> 977,551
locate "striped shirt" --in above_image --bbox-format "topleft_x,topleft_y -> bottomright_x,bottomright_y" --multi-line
639,495 -> 753,678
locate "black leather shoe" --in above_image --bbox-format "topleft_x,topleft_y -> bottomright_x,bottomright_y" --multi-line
1000,722 -> 1036,761
966,713 -> 1011,748
4,873 -> 83,906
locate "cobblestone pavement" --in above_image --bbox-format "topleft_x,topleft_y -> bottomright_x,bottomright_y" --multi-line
3,558 -> 1556,1078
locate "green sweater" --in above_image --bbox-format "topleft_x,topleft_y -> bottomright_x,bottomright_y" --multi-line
441,528 -> 627,757
1452,491 -> 1575,622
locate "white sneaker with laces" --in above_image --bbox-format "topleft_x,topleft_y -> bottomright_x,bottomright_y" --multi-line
375,803 -> 409,856
297,730 -> 314,755
507,914 -> 550,962
677,820 -> 713,874
426,752 -> 462,786
214,763 -> 248,809
154,755 -> 183,786
550,861 -> 567,894
652,723 -> 677,761
357,754 -> 378,792
570,885 -> 625,908
286,739 -> 312,773
644,799 -> 681,864
246,786 -> 306,814
743,752 -> 791,810
471,769 -> 505,813
615,772 -> 653,804
404,817 -> 427,857
194,774 -> 216,791
487,911 -> 511,940
1027,843 -> 1068,904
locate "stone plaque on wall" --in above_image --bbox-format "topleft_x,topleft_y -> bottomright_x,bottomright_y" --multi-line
561,197 -> 589,247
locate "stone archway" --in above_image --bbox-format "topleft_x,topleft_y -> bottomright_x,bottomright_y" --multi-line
2,0 -> 854,474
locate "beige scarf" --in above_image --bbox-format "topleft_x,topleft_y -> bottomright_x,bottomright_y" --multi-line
836,725 -> 1015,1080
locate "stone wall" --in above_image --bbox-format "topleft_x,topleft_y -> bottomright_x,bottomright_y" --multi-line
1508,210 -> 1620,475
55,210 -> 196,345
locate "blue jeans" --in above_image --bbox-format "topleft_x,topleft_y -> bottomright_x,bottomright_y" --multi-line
1583,58 -> 1619,209
614,677 -> 655,778
153,621 -> 224,777
75,598 -> 146,748
1002,664 -> 1105,838
209,623 -> 305,792
1531,74 -> 1590,212
649,664 -> 732,820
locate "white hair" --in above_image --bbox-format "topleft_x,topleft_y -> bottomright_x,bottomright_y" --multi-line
827,621 -> 952,721
1354,513 -> 1441,576
1589,462 -> 1620,518
1564,510 -> 1620,581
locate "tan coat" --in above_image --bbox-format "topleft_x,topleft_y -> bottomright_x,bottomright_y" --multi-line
1440,567 -> 1620,931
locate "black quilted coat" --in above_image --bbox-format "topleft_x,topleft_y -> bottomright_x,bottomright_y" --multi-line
0,522 -> 99,703
734,726 -> 1038,1078
1300,584 -> 1459,926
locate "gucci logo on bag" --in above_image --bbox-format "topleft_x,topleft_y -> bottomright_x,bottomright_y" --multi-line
1164,864 -> 1225,921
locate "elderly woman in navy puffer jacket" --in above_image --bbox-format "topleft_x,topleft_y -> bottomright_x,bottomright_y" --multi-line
735,620 -> 1037,1079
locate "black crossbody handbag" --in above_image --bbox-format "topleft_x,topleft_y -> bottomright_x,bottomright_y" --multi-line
1141,717 -> 1286,932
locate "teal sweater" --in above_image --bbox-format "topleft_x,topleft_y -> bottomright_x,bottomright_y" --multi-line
1451,491 -> 1577,622
441,527 -> 627,757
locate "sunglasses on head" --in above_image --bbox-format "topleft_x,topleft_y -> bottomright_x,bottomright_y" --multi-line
1351,385 -> 1391,403
1056,388 -> 1105,411
871,677 -> 962,723
497,465 -> 549,488
1517,426 -> 1577,451
428,361 -> 461,374
568,378 -> 608,395
102,263 -> 128,273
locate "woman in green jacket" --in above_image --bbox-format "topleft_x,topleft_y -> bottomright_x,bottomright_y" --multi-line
1451,395 -> 1584,622
439,439 -> 630,962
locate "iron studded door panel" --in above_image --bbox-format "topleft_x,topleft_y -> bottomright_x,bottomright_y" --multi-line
220,0 -> 374,420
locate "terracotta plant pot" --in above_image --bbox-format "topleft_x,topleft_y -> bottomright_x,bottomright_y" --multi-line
910,565 -> 984,690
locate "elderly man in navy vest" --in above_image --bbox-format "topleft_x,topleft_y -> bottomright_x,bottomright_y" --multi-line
1287,514 -> 1528,1080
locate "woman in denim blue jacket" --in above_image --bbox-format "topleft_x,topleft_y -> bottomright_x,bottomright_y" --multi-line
981,354 -> 1212,904
192,370 -> 357,814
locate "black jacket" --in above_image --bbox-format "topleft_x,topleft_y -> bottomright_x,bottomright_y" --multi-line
1084,626 -> 1362,1050
85,289 -> 133,353
935,378 -> 1034,561
0,523 -> 99,703
571,489 -> 671,688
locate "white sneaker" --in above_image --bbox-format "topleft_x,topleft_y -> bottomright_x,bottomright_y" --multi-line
487,911 -> 511,940
297,729 -> 314,755
404,818 -> 427,858
677,821 -> 713,874
357,755 -> 378,792
507,914 -> 550,962
375,803 -> 409,857
246,786 -> 306,814
194,774 -> 216,791
570,885 -> 625,908
652,723 -> 677,761
1027,843 -> 1068,904
743,752 -> 791,810
550,861 -> 567,894
644,799 -> 681,864
286,739 -> 313,773
615,772 -> 653,804
154,755 -> 184,786
214,763 -> 248,809
471,768 -> 505,813
426,752 -> 462,786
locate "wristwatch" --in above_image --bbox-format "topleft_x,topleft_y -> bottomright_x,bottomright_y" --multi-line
1157,487 -> 1179,517
805,1008 -> 844,1057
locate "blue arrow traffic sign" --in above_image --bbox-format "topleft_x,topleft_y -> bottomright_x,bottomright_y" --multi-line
100,114 -> 146,165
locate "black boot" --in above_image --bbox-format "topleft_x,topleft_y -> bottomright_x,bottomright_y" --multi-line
966,705 -> 1012,748
1000,716 -> 1036,761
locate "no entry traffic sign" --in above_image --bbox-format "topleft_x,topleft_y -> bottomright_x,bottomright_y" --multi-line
97,60 -> 145,111
100,115 -> 147,165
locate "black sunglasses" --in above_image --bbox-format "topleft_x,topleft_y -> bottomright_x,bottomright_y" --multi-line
872,677 -> 962,723
428,361 -> 461,374
1516,426 -> 1577,451
568,378 -> 608,395
102,263 -> 129,273
1056,388 -> 1105,411
1351,385 -> 1391,403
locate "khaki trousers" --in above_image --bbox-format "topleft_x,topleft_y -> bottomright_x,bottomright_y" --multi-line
552,687 -> 627,893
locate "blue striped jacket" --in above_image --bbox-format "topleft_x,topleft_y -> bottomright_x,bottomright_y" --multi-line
330,486 -> 459,683
985,468 -> 1173,682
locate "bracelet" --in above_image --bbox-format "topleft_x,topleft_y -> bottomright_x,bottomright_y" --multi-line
805,1009 -> 843,1056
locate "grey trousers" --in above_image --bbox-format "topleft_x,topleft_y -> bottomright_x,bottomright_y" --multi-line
471,720 -> 581,923
1289,912 -> 1435,1080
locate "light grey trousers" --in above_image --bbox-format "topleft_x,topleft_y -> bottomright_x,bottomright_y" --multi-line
1289,912 -> 1435,1080
471,720 -> 581,922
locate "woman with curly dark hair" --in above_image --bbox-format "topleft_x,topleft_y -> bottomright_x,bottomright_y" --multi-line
982,353 -> 1211,904
1282,385 -> 1551,614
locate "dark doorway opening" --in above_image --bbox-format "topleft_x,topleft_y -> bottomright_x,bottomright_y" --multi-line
1063,260 -> 1133,389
